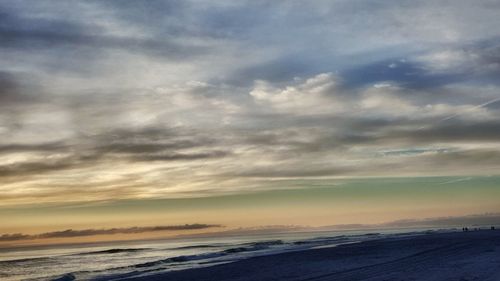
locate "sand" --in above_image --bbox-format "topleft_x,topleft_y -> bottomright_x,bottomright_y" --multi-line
114,229 -> 500,281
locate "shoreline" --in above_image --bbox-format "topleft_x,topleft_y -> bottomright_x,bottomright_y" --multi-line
107,229 -> 500,281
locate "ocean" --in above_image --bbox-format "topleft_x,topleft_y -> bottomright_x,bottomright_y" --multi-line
0,227 -> 447,281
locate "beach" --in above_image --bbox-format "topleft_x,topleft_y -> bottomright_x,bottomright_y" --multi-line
3,1 -> 500,281
116,229 -> 500,281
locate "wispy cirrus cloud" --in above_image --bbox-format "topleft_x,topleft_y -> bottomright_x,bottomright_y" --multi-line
0,0 -> 500,206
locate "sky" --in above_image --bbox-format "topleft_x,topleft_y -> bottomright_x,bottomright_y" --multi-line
1,0 -> 500,246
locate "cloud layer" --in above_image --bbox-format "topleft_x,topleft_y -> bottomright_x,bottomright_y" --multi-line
0,224 -> 222,241
1,1 -> 500,205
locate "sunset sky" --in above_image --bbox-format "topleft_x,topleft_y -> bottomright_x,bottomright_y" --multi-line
1,0 -> 500,246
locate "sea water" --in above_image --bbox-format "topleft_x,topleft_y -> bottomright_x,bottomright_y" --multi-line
0,227 -> 449,281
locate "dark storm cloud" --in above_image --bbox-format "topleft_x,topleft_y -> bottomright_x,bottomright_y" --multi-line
0,224 -> 222,241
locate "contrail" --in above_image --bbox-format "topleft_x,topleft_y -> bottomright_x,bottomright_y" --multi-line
418,96 -> 500,130
440,96 -> 500,122
439,177 -> 472,185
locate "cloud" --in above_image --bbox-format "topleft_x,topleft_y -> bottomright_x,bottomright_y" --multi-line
415,44 -> 500,76
313,213 -> 500,231
0,142 -> 66,153
0,72 -> 21,103
1,71 -> 499,204
395,121 -> 500,143
0,2 -> 209,60
382,213 -> 500,228
167,214 -> 500,237
0,71 -> 43,107
133,151 -> 230,162
0,1 -> 500,205
250,73 -> 342,114
0,224 -> 222,241
0,155 -> 85,179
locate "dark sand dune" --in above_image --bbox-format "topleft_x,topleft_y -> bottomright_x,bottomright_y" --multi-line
118,230 -> 500,281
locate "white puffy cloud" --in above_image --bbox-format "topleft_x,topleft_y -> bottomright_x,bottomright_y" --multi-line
249,73 -> 499,123
250,73 -> 342,114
